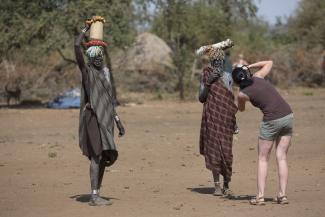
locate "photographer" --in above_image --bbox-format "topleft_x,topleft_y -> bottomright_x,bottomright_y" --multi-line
233,61 -> 294,205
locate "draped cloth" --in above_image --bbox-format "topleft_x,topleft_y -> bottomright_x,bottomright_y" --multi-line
79,65 -> 118,166
199,67 -> 238,181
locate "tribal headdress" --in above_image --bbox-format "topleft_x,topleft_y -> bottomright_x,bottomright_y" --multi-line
83,16 -> 108,48
206,47 -> 225,61
84,40 -> 107,48
196,39 -> 234,61
86,46 -> 104,59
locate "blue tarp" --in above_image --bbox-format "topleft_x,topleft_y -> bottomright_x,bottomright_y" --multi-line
47,88 -> 81,109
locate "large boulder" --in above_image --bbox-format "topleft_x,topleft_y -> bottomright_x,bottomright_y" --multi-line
115,32 -> 175,92
123,32 -> 174,74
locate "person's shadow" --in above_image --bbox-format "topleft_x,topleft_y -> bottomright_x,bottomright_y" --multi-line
228,195 -> 273,202
70,194 -> 119,203
187,187 -> 215,195
187,187 -> 273,202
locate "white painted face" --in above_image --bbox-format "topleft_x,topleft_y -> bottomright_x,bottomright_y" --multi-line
86,46 -> 104,68
91,55 -> 104,69
211,58 -> 223,68
211,58 -> 224,74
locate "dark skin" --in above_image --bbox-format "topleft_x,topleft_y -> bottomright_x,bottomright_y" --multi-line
198,58 -> 224,103
74,25 -> 125,137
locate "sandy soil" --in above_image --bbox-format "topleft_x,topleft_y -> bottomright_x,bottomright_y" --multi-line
0,88 -> 325,217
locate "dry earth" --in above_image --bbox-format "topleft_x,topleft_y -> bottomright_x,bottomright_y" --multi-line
0,88 -> 325,217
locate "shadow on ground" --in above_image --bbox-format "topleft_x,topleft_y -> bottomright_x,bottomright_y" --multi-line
229,195 -> 273,202
70,194 -> 119,203
187,188 -> 274,202
187,187 -> 215,194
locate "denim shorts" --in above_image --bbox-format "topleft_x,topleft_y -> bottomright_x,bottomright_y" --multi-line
259,113 -> 294,141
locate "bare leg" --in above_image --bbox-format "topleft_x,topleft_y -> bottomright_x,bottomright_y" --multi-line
257,138 -> 274,198
212,170 -> 220,183
89,155 -> 111,206
223,180 -> 229,189
212,170 -> 222,196
275,136 -> 291,197
98,156 -> 106,190
90,156 -> 100,192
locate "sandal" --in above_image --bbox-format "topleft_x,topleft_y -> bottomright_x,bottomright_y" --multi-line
273,196 -> 289,205
213,182 -> 223,196
250,197 -> 265,205
222,188 -> 234,198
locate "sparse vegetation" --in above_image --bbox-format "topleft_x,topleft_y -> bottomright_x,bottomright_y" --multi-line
303,92 -> 314,96
0,0 -> 324,102
48,152 -> 57,158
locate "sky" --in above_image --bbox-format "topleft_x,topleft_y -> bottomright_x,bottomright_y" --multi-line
254,0 -> 300,24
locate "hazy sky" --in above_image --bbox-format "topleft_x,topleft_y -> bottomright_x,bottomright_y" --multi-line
254,0 -> 300,24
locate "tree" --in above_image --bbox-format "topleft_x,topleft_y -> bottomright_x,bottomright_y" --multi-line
0,0 -> 135,59
151,0 -> 256,99
288,0 -> 325,49
216,0 -> 257,23
0,0 -> 136,101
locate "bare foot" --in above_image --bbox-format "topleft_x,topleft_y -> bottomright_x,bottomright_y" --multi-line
89,195 -> 113,206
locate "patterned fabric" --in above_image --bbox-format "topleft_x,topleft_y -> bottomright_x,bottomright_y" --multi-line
207,48 -> 225,61
79,65 -> 117,160
199,67 -> 238,181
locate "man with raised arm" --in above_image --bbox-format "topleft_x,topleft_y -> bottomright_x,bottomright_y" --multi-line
74,16 -> 125,206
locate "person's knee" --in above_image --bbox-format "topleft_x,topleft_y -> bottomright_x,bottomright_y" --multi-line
276,145 -> 289,161
90,155 -> 101,169
258,155 -> 269,162
258,151 -> 271,161
276,151 -> 287,161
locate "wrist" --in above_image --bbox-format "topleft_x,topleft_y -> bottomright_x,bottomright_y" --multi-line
81,27 -> 88,33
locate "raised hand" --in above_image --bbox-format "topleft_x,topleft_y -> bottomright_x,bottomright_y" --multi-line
207,72 -> 221,86
81,24 -> 90,33
82,18 -> 93,33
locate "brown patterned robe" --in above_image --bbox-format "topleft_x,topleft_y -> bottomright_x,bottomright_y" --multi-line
199,67 -> 238,181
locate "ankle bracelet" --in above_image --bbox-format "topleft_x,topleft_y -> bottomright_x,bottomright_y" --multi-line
91,189 -> 99,195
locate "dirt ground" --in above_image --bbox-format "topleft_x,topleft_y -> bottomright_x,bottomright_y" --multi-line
0,88 -> 325,217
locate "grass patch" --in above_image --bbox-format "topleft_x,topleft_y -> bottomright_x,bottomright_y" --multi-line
48,152 -> 57,158
152,92 -> 163,100
303,91 -> 314,96
49,144 -> 59,149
